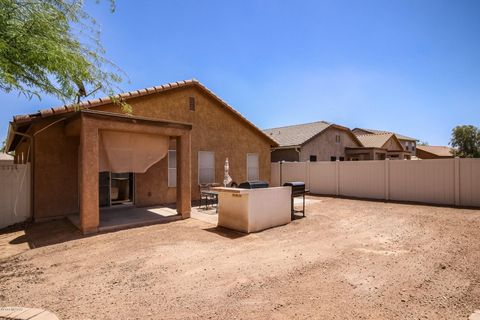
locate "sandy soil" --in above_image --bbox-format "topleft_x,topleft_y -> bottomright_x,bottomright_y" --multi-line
1,196 -> 480,319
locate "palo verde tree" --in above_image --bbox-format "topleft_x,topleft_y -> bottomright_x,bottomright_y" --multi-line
450,125 -> 480,158
0,0 -> 129,110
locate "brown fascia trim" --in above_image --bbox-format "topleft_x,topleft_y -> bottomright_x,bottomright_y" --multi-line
74,109 -> 193,130
271,145 -> 302,150
345,147 -> 386,151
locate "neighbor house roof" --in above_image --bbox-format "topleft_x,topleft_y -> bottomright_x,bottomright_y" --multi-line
356,133 -> 401,149
264,121 -> 331,147
353,128 -> 417,141
0,153 -> 13,161
6,79 -> 278,151
263,121 -> 362,148
416,145 -> 454,157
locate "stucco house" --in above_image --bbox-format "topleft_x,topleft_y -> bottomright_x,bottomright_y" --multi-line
5,79 -> 277,234
352,128 -> 418,156
264,121 -> 363,162
265,121 -> 415,162
416,145 -> 454,159
347,133 -> 411,160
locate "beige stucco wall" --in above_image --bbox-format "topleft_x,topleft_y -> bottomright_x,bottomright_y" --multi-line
383,136 -> 403,151
19,85 -> 272,219
299,127 -> 361,161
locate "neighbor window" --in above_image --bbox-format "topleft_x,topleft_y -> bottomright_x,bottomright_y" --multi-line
247,153 -> 259,181
198,151 -> 215,184
330,156 -> 337,161
168,150 -> 176,187
309,155 -> 317,162
335,134 -> 341,144
339,157 -> 345,161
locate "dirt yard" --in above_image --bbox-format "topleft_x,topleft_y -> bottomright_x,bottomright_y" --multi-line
1,196 -> 480,319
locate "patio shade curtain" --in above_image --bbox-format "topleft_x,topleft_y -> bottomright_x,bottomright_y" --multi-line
99,130 -> 169,173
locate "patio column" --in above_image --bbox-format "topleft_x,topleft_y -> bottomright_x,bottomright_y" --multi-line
176,132 -> 191,218
79,121 -> 99,234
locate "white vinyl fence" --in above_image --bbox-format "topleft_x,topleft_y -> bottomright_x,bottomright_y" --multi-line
271,159 -> 480,207
0,164 -> 31,229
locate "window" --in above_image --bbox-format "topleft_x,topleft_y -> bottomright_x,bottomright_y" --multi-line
309,155 -> 317,162
247,153 -> 259,181
335,134 -> 341,144
168,150 -> 176,187
198,151 -> 215,184
189,97 -> 196,111
330,156 -> 337,161
339,156 -> 345,161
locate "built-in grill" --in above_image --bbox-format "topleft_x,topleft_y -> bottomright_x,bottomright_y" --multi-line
283,181 -> 307,219
238,180 -> 269,189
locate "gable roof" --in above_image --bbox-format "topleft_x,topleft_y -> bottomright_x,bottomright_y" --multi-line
264,121 -> 331,147
0,153 -> 13,161
7,79 -> 278,150
263,121 -> 362,148
353,128 -> 417,141
356,133 -> 403,150
416,145 -> 454,157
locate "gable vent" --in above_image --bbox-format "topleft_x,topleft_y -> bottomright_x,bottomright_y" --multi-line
189,97 -> 196,111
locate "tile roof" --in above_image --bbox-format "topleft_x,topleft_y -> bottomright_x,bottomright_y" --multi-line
416,145 -> 454,157
356,133 -> 395,149
263,121 -> 332,147
354,128 -> 417,141
8,79 -> 277,147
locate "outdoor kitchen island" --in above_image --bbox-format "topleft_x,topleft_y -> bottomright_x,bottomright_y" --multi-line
212,186 -> 292,233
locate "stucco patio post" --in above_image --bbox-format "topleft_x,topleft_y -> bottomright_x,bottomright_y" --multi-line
79,121 -> 99,234
176,132 -> 191,218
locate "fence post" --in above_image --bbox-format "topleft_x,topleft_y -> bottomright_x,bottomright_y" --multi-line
335,160 -> 340,196
279,161 -> 283,186
306,161 -> 310,191
454,157 -> 460,206
385,159 -> 390,201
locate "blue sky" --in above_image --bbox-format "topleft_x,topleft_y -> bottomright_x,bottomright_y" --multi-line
1,0 -> 479,145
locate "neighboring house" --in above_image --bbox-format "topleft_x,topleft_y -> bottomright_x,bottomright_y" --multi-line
0,153 -> 14,164
348,133 -> 411,160
5,79 -> 277,234
264,121 -> 363,162
352,128 -> 418,156
416,145 -> 454,159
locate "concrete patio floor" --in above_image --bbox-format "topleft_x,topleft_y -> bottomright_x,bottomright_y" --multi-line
68,202 -> 220,232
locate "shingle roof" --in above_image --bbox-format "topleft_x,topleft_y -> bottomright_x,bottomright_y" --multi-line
0,153 -> 13,161
263,121 -> 332,147
354,128 -> 417,141
416,145 -> 454,157
356,133 -> 396,149
8,79 -> 277,147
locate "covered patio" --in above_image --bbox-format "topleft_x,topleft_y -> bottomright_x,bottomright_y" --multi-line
65,109 -> 192,234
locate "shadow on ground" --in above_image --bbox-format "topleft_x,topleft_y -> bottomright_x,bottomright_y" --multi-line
7,219 -> 85,249
202,226 -> 247,239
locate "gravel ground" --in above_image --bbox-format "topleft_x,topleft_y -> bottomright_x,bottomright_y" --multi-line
1,196 -> 480,319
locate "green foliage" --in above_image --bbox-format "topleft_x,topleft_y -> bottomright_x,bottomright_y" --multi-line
450,125 -> 480,158
0,139 -> 5,152
418,141 -> 429,146
0,0 -> 129,111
